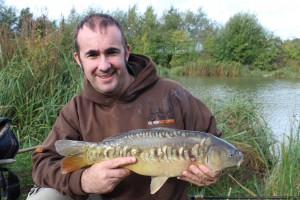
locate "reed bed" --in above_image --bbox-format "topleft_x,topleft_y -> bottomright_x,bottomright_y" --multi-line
271,66 -> 300,79
0,32 -> 82,147
264,120 -> 300,196
183,59 -> 246,77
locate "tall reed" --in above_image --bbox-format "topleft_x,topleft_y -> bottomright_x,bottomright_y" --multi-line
264,119 -> 300,195
183,59 -> 245,77
0,29 -> 82,147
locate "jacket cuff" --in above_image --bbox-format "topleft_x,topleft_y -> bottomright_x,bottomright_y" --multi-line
68,169 -> 89,198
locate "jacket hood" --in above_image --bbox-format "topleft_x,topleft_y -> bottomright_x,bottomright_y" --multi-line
82,54 -> 159,106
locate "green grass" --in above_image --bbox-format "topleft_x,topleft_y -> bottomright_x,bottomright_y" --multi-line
264,122 -> 300,196
10,152 -> 33,200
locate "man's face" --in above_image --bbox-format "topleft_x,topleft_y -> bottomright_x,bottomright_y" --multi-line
74,25 -> 132,96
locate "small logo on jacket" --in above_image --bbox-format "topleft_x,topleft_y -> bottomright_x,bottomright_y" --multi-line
147,108 -> 174,125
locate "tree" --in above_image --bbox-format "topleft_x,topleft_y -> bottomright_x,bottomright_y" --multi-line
183,8 -> 213,40
158,7 -> 184,66
0,2 -> 18,66
125,4 -> 141,50
282,38 -> 300,68
161,6 -> 182,31
210,12 -> 270,66
253,34 -> 285,70
34,14 -> 56,37
169,29 -> 193,66
59,8 -> 81,54
138,6 -> 160,60
182,8 -> 219,61
283,38 -> 300,61
111,9 -> 127,30
17,7 -> 33,36
0,3 -> 18,32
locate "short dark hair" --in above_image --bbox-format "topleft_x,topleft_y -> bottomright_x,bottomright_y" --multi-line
73,13 -> 128,55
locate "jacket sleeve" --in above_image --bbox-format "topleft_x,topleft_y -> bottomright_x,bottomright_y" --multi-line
31,98 -> 88,199
170,85 -> 222,137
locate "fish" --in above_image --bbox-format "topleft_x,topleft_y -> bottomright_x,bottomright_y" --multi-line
55,127 -> 243,194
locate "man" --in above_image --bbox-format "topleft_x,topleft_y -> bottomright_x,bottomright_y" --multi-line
27,13 -> 221,200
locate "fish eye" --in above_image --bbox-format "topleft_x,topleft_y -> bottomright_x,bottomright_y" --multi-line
229,150 -> 239,157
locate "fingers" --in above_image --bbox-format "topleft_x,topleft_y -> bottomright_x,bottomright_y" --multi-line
198,165 -> 220,178
178,164 -> 221,186
81,157 -> 137,194
100,156 -> 136,168
93,157 -> 136,178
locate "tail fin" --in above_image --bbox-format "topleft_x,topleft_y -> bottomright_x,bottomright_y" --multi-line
55,140 -> 89,174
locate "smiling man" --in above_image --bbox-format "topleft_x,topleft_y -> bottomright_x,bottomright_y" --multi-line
74,23 -> 134,96
27,13 -> 222,200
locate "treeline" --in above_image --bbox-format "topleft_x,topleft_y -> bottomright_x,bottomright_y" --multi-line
1,1 -> 300,72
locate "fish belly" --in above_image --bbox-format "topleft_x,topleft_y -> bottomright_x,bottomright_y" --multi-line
124,158 -> 191,177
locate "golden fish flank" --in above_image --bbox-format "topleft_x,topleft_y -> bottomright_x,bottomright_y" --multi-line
55,127 -> 243,194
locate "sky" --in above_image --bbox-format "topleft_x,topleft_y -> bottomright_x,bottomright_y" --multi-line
4,0 -> 300,40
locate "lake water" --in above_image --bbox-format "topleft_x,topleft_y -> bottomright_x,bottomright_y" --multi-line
167,76 -> 300,138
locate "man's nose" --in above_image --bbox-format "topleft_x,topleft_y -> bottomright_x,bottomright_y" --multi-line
97,56 -> 111,71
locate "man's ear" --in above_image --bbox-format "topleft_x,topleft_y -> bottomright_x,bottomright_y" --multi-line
125,44 -> 131,61
74,52 -> 82,68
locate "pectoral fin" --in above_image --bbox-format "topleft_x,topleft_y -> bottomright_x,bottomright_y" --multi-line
150,176 -> 169,194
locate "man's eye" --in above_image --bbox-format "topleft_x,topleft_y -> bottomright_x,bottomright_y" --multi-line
87,53 -> 98,58
85,50 -> 99,58
106,48 -> 121,56
107,51 -> 119,56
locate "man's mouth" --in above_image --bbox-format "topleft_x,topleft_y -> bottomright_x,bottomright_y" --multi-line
97,69 -> 116,79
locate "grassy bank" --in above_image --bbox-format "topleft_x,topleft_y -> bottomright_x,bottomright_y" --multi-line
189,96 -> 275,197
189,97 -> 300,197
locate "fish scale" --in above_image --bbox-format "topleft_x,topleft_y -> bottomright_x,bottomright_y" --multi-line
55,127 -> 243,194
86,145 -> 197,163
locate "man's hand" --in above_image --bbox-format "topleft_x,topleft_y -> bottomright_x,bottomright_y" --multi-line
81,157 -> 136,194
178,164 -> 221,186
